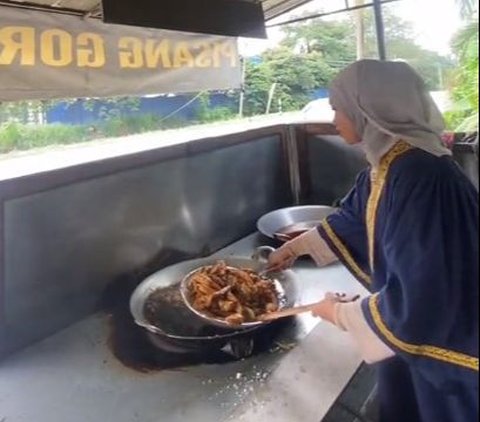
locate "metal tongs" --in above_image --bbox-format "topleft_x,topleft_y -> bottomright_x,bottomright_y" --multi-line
252,246 -> 360,323
252,246 -> 277,277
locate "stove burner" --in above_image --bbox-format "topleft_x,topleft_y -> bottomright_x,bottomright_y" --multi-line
102,271 -> 288,373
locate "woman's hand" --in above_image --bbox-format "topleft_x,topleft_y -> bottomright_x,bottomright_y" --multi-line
267,243 -> 297,271
311,292 -> 360,324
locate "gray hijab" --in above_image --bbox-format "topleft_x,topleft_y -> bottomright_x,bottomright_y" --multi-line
329,60 -> 451,166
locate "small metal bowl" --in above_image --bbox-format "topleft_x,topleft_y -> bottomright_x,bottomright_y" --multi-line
179,261 -> 288,329
257,205 -> 337,242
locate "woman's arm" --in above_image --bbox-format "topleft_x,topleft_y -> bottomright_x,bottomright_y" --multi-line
268,227 -> 338,270
311,294 -> 395,364
335,300 -> 395,363
268,170 -> 372,286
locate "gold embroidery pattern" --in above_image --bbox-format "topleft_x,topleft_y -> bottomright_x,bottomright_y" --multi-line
321,220 -> 371,285
368,295 -> 479,371
366,141 -> 413,269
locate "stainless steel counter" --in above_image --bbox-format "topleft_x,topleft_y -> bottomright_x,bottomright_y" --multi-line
0,233 -> 367,422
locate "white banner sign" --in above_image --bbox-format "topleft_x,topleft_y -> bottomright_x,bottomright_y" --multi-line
0,7 -> 241,101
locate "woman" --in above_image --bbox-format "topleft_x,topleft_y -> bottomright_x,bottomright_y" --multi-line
268,60 -> 478,422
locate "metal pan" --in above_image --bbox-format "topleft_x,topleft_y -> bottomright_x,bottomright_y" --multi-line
130,251 -> 299,343
257,205 -> 337,242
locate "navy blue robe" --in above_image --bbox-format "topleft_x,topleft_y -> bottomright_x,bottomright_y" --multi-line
318,141 -> 479,422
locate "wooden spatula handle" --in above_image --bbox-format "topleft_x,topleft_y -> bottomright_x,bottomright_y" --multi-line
259,295 -> 360,322
258,303 -> 319,321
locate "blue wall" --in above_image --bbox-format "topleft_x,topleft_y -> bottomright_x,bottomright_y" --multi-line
313,88 -> 329,99
47,93 -> 236,125
47,89 -> 329,125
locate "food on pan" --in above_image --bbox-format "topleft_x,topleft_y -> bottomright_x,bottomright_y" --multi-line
186,261 -> 279,325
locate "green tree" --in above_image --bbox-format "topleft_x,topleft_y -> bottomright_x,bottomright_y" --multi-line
262,47 -> 319,111
281,18 -> 356,64
279,8 -> 453,89
280,9 -> 453,90
445,19 -> 478,130
242,9 -> 452,117
0,100 -> 48,125
243,49 -> 338,116
243,59 -> 274,116
361,11 -> 454,90
444,0 -> 478,130
455,0 -> 477,19
242,18 -> 355,116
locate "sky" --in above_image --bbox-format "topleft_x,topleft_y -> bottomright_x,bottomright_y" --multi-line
239,0 -> 464,57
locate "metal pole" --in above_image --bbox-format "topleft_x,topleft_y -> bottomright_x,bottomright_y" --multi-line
238,57 -> 246,118
354,0 -> 365,60
267,0 -> 400,28
437,64 -> 444,89
372,0 -> 387,60
266,82 -> 277,114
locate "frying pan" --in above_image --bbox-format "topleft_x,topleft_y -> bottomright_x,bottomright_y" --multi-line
130,250 -> 299,351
